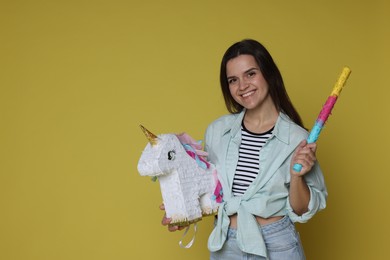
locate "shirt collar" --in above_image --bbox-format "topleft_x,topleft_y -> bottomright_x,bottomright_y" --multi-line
273,112 -> 291,144
221,110 -> 291,145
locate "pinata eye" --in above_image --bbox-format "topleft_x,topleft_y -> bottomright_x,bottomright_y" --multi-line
168,150 -> 176,161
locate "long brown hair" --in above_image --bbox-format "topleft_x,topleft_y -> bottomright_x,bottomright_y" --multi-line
220,39 -> 304,128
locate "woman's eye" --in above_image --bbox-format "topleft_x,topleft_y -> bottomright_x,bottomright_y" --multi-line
248,71 -> 256,77
228,78 -> 237,85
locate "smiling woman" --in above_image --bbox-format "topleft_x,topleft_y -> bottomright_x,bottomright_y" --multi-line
226,54 -> 277,133
162,39 -> 327,260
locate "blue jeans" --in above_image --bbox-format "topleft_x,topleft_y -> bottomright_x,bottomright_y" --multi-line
209,216 -> 305,260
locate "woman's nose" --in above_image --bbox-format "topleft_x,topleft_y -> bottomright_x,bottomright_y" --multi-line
239,79 -> 249,90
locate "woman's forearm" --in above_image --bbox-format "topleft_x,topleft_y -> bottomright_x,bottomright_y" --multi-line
289,175 -> 310,216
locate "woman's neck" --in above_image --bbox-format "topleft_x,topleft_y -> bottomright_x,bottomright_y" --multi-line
243,106 -> 279,134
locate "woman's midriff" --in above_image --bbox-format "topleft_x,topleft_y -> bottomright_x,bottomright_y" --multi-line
229,214 -> 283,228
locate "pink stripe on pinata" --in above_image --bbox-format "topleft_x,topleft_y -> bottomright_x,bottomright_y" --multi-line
317,95 -> 338,123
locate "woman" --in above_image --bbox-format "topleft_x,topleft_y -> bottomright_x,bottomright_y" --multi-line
162,39 -> 327,260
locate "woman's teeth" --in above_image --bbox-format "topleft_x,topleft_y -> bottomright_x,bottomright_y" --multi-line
242,91 -> 254,97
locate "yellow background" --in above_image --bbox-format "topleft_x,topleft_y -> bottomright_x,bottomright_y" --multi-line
1,0 -> 389,259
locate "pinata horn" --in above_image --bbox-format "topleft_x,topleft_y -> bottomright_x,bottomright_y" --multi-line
140,125 -> 158,146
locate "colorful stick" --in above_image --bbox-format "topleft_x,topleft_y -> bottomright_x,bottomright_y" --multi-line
293,67 -> 351,172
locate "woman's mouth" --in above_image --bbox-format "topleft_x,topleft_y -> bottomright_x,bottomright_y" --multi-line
242,90 -> 255,98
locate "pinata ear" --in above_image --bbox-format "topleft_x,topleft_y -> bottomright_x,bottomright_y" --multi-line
140,125 -> 158,146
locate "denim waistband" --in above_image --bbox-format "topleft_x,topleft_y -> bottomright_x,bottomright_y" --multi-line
260,215 -> 291,235
226,215 -> 291,238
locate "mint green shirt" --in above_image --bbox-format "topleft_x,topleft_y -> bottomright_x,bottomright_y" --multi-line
205,111 -> 327,258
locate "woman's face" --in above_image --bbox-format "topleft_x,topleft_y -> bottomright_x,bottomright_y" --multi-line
226,54 -> 274,112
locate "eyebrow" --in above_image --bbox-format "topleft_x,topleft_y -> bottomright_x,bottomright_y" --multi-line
227,67 -> 259,79
245,67 -> 260,73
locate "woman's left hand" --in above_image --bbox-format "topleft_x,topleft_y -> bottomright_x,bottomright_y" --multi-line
291,140 -> 317,177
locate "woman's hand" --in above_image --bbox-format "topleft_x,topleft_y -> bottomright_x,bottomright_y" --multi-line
289,140 -> 316,215
290,140 -> 317,177
160,204 -> 188,232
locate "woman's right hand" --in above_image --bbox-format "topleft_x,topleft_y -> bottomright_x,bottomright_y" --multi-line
160,204 -> 188,232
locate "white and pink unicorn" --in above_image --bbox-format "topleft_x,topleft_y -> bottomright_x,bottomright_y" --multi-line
137,125 -> 222,227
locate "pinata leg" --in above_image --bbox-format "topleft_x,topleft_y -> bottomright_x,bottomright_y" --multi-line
199,192 -> 215,216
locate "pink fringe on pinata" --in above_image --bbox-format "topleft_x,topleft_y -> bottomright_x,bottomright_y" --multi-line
176,132 -> 223,203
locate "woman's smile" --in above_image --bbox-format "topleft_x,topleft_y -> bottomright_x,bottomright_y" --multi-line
241,90 -> 256,98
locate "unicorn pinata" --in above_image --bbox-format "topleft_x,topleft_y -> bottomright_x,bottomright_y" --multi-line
137,125 -> 222,227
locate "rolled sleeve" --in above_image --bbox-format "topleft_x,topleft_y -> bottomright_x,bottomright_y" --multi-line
287,163 -> 328,223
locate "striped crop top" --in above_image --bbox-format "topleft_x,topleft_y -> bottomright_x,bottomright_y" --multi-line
232,123 -> 274,196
